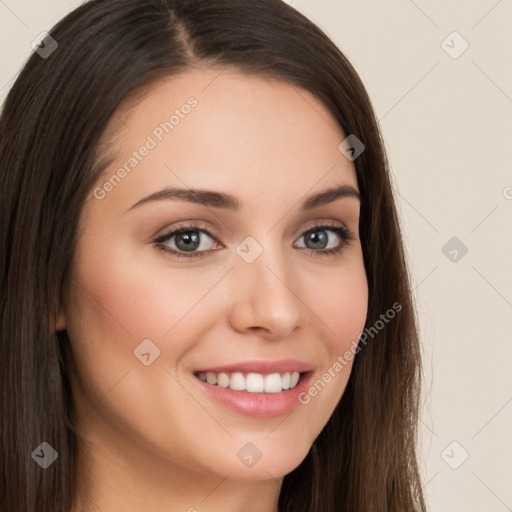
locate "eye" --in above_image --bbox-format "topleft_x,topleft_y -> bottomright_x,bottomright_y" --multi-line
152,221 -> 356,259
294,221 -> 356,258
153,222 -> 218,259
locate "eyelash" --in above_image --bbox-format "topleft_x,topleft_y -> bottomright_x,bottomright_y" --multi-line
152,221 -> 356,260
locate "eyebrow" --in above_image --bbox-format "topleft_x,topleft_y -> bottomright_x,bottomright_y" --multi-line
126,184 -> 360,212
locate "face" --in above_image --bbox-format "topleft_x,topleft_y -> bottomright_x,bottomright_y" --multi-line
57,68 -> 368,484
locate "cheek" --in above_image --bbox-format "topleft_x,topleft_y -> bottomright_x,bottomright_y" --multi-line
68,233 -> 214,343
64,230 -> 231,408
295,259 -> 367,426
314,259 -> 369,356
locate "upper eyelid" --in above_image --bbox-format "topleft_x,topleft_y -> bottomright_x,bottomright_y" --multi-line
154,223 -> 215,243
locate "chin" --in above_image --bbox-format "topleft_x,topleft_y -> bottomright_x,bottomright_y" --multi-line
215,438 -> 313,481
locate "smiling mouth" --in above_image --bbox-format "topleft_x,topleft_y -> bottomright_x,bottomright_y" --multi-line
193,370 -> 308,394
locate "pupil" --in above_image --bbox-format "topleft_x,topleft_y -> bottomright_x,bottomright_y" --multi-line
177,231 -> 200,251
307,230 -> 327,249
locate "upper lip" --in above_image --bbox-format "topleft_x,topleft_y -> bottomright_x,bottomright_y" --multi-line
193,359 -> 314,375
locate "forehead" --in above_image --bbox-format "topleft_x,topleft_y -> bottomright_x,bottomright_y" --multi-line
93,67 -> 358,212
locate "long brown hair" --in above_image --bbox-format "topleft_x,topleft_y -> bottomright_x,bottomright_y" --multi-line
0,1 -> 426,510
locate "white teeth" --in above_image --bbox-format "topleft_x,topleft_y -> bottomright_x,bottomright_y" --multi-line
246,373 -> 264,392
196,370 -> 302,393
264,373 -> 283,393
206,372 -> 217,385
281,372 -> 291,390
217,372 -> 230,388
229,372 -> 246,391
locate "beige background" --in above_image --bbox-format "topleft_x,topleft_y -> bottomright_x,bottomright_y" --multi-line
1,1 -> 511,510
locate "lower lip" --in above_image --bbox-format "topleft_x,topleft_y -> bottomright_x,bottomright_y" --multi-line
192,372 -> 314,418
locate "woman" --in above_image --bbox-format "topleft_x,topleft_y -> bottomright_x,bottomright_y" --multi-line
0,0 -> 426,510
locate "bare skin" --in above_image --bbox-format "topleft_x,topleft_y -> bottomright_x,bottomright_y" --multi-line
58,67 -> 368,512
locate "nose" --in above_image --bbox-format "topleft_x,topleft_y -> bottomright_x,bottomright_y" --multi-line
228,241 -> 305,340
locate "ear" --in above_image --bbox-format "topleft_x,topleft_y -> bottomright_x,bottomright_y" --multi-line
55,307 -> 67,331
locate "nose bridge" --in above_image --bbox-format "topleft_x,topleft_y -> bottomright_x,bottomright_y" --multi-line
228,233 -> 304,336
